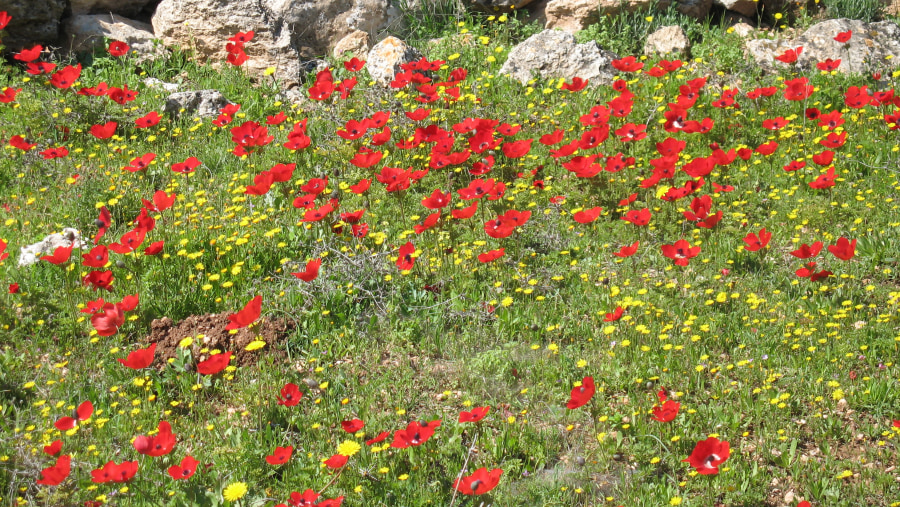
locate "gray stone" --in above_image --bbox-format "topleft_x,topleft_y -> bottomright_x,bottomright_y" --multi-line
64,14 -> 164,60
644,25 -> 691,56
544,0 -> 599,33
366,36 -> 422,87
69,0 -> 157,18
164,90 -> 230,118
746,18 -> 900,74
499,30 -> 618,86
0,0 -> 66,50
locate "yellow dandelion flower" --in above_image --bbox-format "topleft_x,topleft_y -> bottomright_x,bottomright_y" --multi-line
223,482 -> 247,502
337,440 -> 361,457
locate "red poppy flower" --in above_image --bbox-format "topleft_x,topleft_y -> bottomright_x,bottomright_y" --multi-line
561,76 -> 588,92
834,30 -> 852,43
344,57 -> 366,71
37,455 -> 71,486
776,46 -> 803,63
43,440 -> 62,456
397,241 -> 416,271
229,31 -> 255,44
266,446 -> 294,465
502,138 -> 532,158
108,228 -> 146,254
9,135 -> 35,151
122,152 -> 155,173
27,61 -> 56,75
88,121 -> 116,140
277,383 -> 303,406
477,248 -> 505,264
661,240 -> 701,266
808,167 -> 837,189
226,295 -> 262,330
341,419 -> 365,433
817,58 -> 842,71
422,189 -> 452,209
651,389 -> 681,422
144,241 -> 164,256
292,258 -> 322,282
391,420 -> 441,448
108,40 -> 130,57
743,228 -> 771,252
83,270 -> 114,291
453,467 -> 503,495
197,351 -> 232,375
459,406 -> 490,423
621,208 -> 651,226
117,343 -> 156,370
571,206 -> 602,224
227,48 -> 248,66
566,376 -> 595,409
266,111 -> 287,125
784,77 -> 813,101
15,45 -> 42,62
604,307 -> 624,322
683,437 -> 730,475
324,454 -> 348,469
41,245 -> 73,265
91,304 -> 124,336
7,283 -> 17,294
613,241 -> 639,258
0,11 -> 11,31
167,455 -> 200,481
134,421 -> 176,457
796,262 -> 832,281
0,86 -> 21,104
135,111 -> 160,128
791,241 -> 823,259
91,460 -> 138,483
366,431 -> 390,446
171,156 -> 201,174
844,85 -> 871,109
828,237 -> 856,260
54,401 -> 93,431
612,56 -> 643,72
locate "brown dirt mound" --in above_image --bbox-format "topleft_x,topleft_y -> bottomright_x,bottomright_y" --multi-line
147,313 -> 294,369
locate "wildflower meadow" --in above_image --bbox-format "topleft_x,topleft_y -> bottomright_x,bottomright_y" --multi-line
0,7 -> 899,507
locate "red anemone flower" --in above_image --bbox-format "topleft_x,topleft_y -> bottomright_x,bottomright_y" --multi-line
43,440 -> 62,456
134,421 -> 176,457
277,383 -> 303,406
341,419 -> 365,433
91,460 -> 138,483
453,467 -> 503,495
661,240 -> 701,266
775,46 -> 803,64
834,30 -> 852,42
573,207 -> 603,224
566,376 -> 595,409
171,156 -> 201,174
604,307 -> 624,322
324,454 -> 349,469
621,208 -> 651,226
611,56 -> 643,72
743,228 -> 772,252
292,258 -> 322,282
344,57 -> 366,71
117,343 -> 156,369
196,351 -> 232,375
15,45 -> 42,62
366,431 -> 390,446
91,304 -> 124,336
682,437 -> 730,475
561,76 -> 588,92
108,40 -> 130,57
459,406 -> 490,423
54,401 -> 94,431
266,446 -> 294,465
37,455 -> 71,486
397,241 -> 416,271
391,420 -> 441,448
650,389 -> 680,422
477,248 -> 505,263
42,245 -> 73,265
828,237 -> 856,260
167,455 -> 200,480
226,295 -> 262,330
613,241 -> 639,258
135,111 -> 161,128
791,241 -> 823,259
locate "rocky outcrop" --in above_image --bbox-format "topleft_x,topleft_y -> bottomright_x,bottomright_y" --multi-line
151,0 -> 391,84
500,29 -> 618,86
746,18 -> 900,74
163,90 -> 230,118
333,29 -> 369,58
714,0 -> 757,17
644,25 -> 691,56
366,36 -> 422,86
0,0 -> 66,50
70,0 -> 157,18
64,14 -> 162,59
544,0 -> 599,33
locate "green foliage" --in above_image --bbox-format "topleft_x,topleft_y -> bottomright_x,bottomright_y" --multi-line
823,0 -> 886,22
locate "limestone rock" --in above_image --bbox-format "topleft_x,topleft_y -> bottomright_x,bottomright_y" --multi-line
500,30 -> 618,86
143,77 -> 180,92
64,14 -> 163,60
0,0 -> 66,50
544,0 -> 599,33
69,0 -> 157,18
164,90 -> 230,118
152,0 -> 391,84
714,0 -> 757,17
333,30 -> 369,58
730,22 -> 756,38
746,18 -> 900,74
644,25 -> 691,56
18,228 -> 84,267
366,36 -> 422,87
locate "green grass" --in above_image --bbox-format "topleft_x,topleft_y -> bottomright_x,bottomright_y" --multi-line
1,9 -> 900,507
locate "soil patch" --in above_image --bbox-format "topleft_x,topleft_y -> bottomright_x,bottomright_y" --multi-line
146,313 -> 294,368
